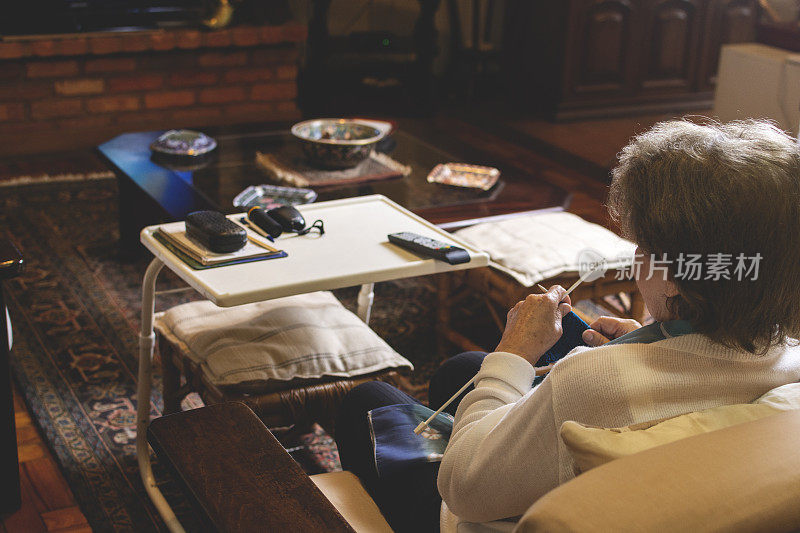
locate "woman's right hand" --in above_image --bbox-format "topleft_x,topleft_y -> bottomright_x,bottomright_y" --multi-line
582,316 -> 642,346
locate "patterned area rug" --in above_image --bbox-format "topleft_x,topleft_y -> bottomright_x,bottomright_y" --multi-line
2,177 -> 496,531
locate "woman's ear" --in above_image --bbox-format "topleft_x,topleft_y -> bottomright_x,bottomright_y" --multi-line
665,279 -> 680,298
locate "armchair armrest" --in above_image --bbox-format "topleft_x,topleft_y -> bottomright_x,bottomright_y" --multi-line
147,402 -> 354,532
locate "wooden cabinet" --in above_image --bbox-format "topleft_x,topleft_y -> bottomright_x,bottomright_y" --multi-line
564,0 -> 641,97
504,0 -> 757,119
699,0 -> 758,89
640,0 -> 704,91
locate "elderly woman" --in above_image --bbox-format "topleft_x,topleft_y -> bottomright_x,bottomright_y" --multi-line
335,119 -> 800,532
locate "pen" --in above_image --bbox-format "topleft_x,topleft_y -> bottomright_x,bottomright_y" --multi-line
239,217 -> 275,242
246,234 -> 279,253
231,218 -> 279,252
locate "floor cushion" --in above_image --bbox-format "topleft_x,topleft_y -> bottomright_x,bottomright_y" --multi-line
155,291 -> 413,391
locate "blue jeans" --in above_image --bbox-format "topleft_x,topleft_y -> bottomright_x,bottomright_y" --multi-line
334,351 -> 487,532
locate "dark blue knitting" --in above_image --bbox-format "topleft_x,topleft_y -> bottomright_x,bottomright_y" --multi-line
532,311 -> 589,386
535,311 -> 590,366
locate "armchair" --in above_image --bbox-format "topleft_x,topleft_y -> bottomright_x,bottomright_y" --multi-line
148,401 -> 800,532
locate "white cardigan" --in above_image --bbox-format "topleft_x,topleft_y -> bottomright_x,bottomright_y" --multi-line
437,334 -> 800,531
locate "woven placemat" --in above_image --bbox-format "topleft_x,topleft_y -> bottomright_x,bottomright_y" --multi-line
256,146 -> 411,188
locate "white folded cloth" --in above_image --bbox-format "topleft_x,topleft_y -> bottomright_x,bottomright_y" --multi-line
454,212 -> 636,287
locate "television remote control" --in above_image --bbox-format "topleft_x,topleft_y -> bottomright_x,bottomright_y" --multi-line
388,232 -> 471,265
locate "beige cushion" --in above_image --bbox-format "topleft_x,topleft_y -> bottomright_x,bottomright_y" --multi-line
517,409 -> 800,533
155,291 -> 412,389
440,501 -> 459,533
561,382 -> 800,473
454,212 -> 635,287
310,471 -> 392,533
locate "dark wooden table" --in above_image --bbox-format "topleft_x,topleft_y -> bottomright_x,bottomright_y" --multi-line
1,238 -> 23,514
97,120 -> 570,254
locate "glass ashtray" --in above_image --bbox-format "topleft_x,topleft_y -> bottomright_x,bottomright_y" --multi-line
427,163 -> 500,191
233,184 -> 318,210
150,129 -> 217,156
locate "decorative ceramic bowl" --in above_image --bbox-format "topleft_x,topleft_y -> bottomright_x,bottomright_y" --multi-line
291,119 -> 388,169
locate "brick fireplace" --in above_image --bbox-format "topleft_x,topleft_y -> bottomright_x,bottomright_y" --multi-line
0,24 -> 306,156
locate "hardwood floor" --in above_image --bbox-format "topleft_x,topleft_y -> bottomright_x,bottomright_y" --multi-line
502,112 -> 688,169
0,110 -> 676,532
3,387 -> 91,532
461,105 -> 715,183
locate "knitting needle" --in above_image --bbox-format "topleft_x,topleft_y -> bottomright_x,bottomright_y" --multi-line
412,363 -> 554,435
413,272 -> 598,435
564,268 -> 597,298
414,378 -> 475,434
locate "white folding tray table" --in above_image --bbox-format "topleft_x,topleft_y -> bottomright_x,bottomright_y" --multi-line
136,194 -> 489,531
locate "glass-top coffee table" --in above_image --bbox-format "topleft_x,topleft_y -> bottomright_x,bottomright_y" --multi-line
97,120 -> 571,253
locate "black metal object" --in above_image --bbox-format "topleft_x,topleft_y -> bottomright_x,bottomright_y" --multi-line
299,0 -> 442,117
444,0 -> 506,99
0,238 -> 23,514
0,0 -> 203,36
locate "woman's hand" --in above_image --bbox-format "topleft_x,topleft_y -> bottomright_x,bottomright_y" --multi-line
582,316 -> 642,346
494,286 -> 571,365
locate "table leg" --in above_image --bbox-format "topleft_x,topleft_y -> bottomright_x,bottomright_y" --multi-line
436,273 -> 452,357
0,286 -> 21,513
356,283 -> 374,324
136,258 -> 185,533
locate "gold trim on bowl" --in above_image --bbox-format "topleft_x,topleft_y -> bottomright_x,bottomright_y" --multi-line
290,119 -> 387,146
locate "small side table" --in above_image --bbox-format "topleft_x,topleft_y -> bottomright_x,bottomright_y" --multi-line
136,194 -> 489,532
0,238 -> 23,514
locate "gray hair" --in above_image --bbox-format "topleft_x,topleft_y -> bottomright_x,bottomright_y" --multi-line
608,119 -> 800,352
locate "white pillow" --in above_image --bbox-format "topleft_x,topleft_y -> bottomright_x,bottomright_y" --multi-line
155,291 -> 412,390
561,382 -> 800,473
454,212 -> 635,288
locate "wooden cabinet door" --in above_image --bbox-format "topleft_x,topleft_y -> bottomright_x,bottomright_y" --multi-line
639,0 -> 705,92
698,0 -> 757,89
563,0 -> 643,99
